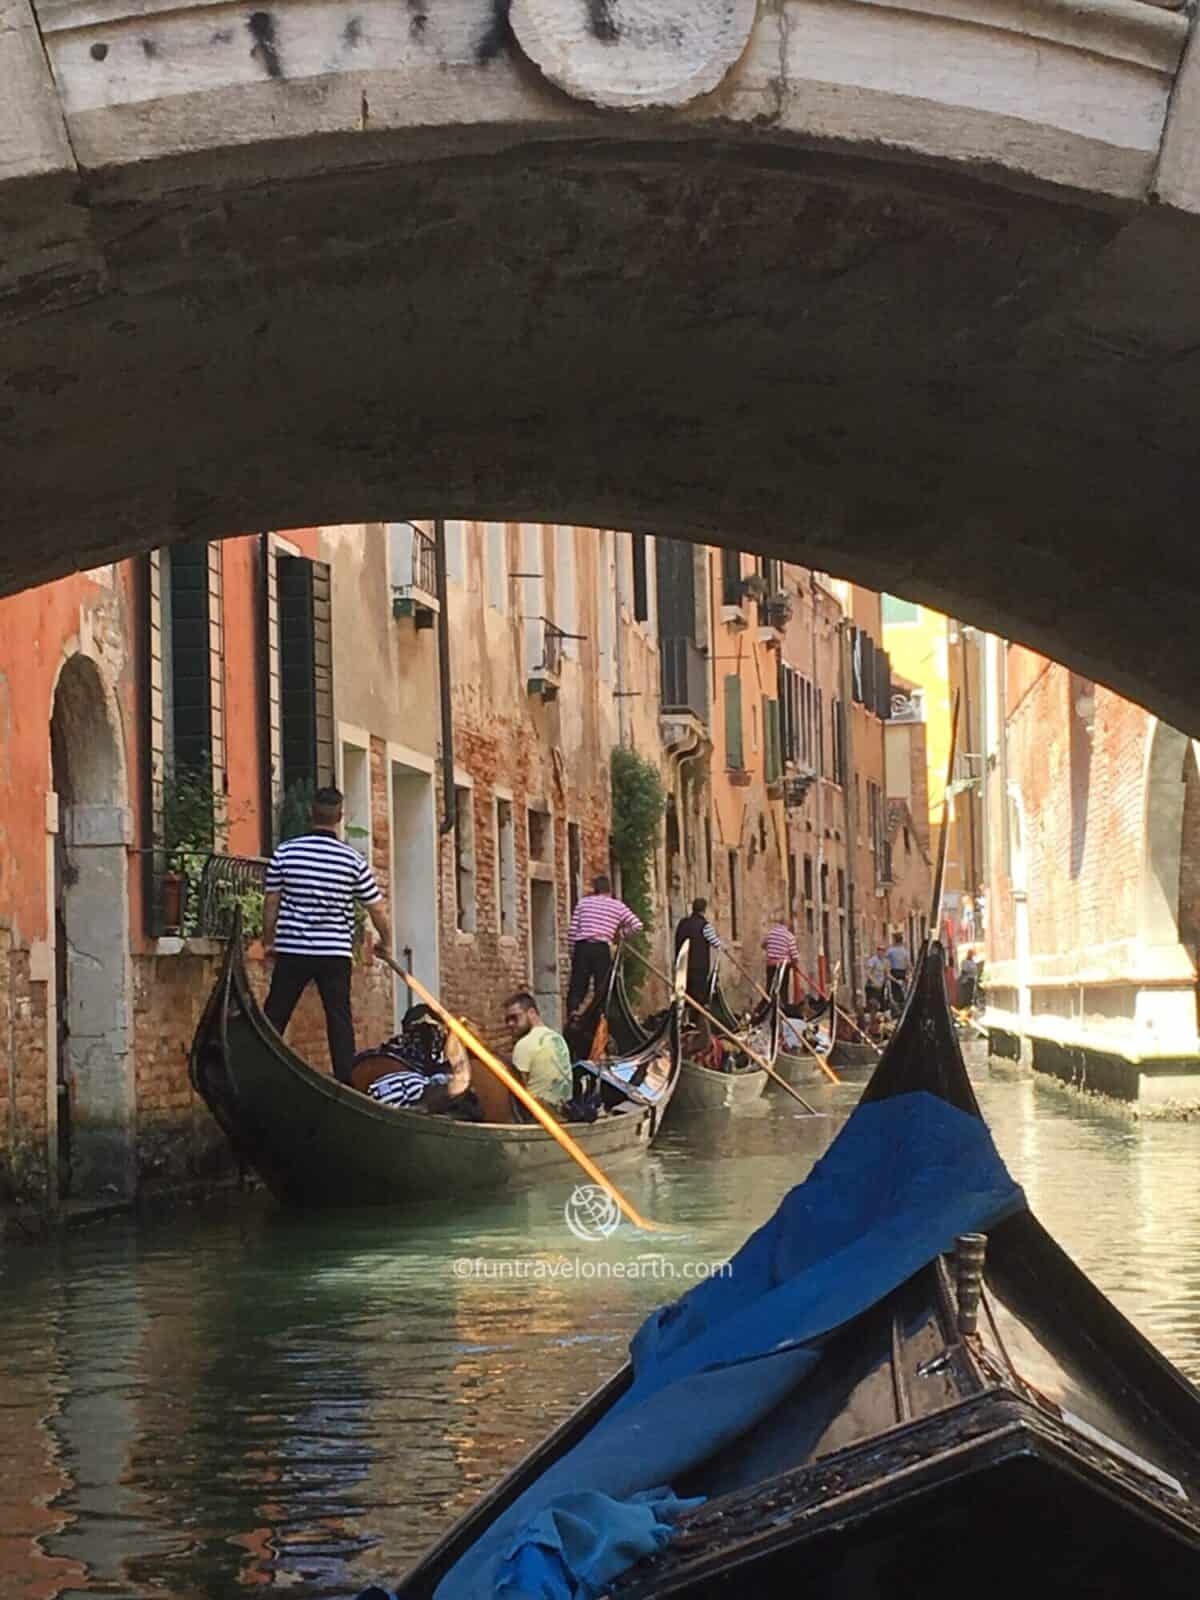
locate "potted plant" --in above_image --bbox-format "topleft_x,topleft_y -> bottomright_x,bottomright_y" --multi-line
740,571 -> 767,601
161,761 -> 227,938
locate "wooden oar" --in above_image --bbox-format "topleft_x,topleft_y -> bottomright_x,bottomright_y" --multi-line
720,946 -> 842,1085
624,945 -> 819,1115
377,952 -> 662,1233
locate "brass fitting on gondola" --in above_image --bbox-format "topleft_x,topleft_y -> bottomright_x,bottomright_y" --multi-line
954,1232 -> 988,1337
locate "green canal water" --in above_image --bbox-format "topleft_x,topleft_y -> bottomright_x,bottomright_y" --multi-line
3,1055 -> 1200,1598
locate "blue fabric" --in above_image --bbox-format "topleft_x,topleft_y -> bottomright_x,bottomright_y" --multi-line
400,1091 -> 1024,1600
494,1488 -> 705,1599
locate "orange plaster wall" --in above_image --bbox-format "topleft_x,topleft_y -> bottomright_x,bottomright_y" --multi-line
0,566 -> 139,949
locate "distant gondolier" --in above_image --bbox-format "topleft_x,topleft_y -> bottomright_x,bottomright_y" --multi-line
885,933 -> 911,1013
763,918 -> 803,1008
566,876 -> 643,1020
674,897 -> 722,1002
262,786 -> 391,1084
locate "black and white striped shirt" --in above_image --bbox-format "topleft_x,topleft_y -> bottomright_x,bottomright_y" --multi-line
264,831 -> 382,957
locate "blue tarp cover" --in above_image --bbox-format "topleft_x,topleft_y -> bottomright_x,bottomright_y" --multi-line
386,1090 -> 1024,1600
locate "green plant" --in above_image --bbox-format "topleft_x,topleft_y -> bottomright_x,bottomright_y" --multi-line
277,777 -> 315,843
161,762 -> 228,936
611,746 -> 667,1004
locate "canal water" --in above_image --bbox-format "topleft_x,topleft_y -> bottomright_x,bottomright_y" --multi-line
4,1054 -> 1200,1598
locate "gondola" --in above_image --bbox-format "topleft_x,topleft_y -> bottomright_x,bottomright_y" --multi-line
188,927 -> 684,1208
607,955 -> 770,1113
773,994 -> 836,1086
383,940 -> 1200,1599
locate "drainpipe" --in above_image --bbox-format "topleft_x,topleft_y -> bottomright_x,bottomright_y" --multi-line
434,519 -> 456,837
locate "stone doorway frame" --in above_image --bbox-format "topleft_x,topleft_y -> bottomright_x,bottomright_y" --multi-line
48,649 -> 134,1203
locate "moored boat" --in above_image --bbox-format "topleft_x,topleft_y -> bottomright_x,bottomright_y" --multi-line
384,941 -> 1200,1598
189,929 -> 683,1208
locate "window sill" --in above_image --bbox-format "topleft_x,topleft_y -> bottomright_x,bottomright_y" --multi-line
153,936 -> 224,959
498,934 -> 519,949
456,930 -> 477,946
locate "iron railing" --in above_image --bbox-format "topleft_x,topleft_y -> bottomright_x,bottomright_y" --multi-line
193,853 -> 269,940
660,636 -> 708,720
410,526 -> 437,594
532,618 -> 565,678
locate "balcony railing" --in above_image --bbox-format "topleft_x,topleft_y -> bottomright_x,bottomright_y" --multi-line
660,637 -> 708,721
392,524 -> 439,624
528,618 -> 566,699
193,853 -> 269,940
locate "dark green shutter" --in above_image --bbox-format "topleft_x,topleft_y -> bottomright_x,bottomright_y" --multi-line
170,542 -> 212,775
724,675 -> 744,770
279,556 -> 336,795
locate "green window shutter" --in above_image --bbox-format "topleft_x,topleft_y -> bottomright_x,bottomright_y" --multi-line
170,541 -> 213,776
724,675 -> 744,770
765,697 -> 782,783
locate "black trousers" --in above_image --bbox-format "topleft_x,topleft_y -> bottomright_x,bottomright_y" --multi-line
567,939 -> 613,1016
265,954 -> 356,1083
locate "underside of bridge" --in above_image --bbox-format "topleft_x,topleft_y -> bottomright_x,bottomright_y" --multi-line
6,0 -> 1200,730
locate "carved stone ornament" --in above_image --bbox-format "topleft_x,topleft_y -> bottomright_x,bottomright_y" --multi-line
508,0 -> 758,110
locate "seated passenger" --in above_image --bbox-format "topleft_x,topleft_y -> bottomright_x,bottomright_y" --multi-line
503,990 -> 573,1113
351,1007 -> 480,1118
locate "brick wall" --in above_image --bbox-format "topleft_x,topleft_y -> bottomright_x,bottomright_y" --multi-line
984,653 -> 1165,989
1177,747 -> 1200,956
0,938 -> 50,1204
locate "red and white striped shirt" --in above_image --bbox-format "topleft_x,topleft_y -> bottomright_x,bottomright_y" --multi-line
764,924 -> 801,965
568,894 -> 643,949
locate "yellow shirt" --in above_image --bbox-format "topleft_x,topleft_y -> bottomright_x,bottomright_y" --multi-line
512,1026 -> 574,1108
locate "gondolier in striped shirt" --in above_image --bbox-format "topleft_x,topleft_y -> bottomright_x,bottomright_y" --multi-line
262,786 -> 391,1084
674,897 -> 722,1003
566,875 -> 643,1021
763,917 -> 804,1008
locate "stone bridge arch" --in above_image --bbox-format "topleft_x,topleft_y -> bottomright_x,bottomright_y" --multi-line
6,0 -> 1200,729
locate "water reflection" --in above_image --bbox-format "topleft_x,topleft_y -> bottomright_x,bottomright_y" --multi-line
1,1056 -> 1198,1597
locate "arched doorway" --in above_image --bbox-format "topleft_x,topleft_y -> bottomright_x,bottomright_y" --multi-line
49,654 -> 133,1201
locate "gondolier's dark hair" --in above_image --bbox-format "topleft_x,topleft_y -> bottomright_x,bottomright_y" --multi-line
592,874 -> 611,893
313,785 -> 343,808
504,990 -> 537,1012
692,896 -> 707,914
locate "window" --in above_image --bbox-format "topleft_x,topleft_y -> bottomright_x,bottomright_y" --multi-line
763,697 -> 782,784
485,522 -> 507,612
568,820 -> 583,912
803,855 -> 813,903
631,533 -> 650,623
724,675 -> 744,770
728,850 -> 741,941
596,532 -> 613,685
720,548 -> 742,607
837,868 -> 846,908
275,551 -> 335,831
341,741 -> 371,859
556,526 -> 576,655
704,814 -> 713,888
882,594 -> 921,625
787,852 -> 797,917
455,785 -> 476,933
496,798 -> 516,936
445,520 -> 467,585
816,688 -> 825,775
832,697 -> 847,785
528,807 -> 552,864
145,541 -> 228,917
